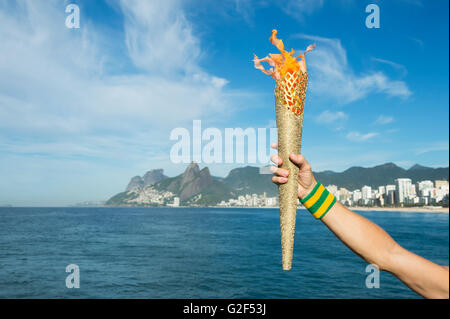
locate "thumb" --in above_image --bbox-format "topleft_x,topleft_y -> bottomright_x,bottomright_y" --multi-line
289,153 -> 311,170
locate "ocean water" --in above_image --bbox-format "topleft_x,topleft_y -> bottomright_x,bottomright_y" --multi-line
0,207 -> 448,299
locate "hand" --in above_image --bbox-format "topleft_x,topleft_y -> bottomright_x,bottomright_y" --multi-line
270,142 -> 317,199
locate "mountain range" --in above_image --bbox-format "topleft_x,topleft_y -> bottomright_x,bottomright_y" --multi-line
315,162 -> 449,190
106,162 -> 449,206
153,163 -> 234,205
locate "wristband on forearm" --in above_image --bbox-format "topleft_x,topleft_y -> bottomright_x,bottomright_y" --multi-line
300,183 -> 336,219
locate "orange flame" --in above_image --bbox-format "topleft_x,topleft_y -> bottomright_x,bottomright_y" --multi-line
253,29 -> 315,82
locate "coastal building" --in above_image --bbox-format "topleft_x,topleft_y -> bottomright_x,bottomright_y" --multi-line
432,187 -> 449,203
326,185 -> 338,197
352,190 -> 362,204
410,184 -> 417,197
385,185 -> 396,205
386,191 -> 395,205
419,196 -> 429,205
265,197 -> 277,207
417,180 -> 433,191
395,178 -> 412,204
435,180 -> 449,189
404,196 -> 420,205
386,185 -> 396,192
338,188 -> 350,202
417,180 -> 434,197
362,186 -> 372,200
376,194 -> 385,207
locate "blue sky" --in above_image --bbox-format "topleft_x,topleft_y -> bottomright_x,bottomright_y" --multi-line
0,0 -> 448,206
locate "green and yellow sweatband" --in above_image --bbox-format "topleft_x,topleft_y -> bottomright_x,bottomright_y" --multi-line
300,183 -> 336,219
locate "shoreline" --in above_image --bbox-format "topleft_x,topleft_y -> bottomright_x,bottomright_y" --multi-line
350,206 -> 449,213
192,205 -> 450,213
210,206 -> 449,213
5,206 -> 448,214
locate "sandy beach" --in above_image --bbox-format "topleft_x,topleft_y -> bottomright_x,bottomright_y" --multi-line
212,205 -> 449,213
350,206 -> 449,213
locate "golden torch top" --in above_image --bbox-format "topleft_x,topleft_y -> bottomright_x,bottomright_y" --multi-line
253,29 -> 315,115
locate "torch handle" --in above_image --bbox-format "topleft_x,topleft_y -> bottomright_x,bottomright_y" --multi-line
275,94 -> 304,270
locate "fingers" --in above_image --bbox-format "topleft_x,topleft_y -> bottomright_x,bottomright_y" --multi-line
289,153 -> 311,171
270,153 -> 288,185
271,142 -> 278,150
270,165 -> 289,177
272,175 -> 288,185
271,152 -> 310,186
272,152 -> 311,171
270,154 -> 282,166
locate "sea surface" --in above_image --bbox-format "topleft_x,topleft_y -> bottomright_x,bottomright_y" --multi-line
0,207 -> 448,299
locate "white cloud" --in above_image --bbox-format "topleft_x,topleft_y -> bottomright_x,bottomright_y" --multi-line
279,0 -> 324,21
410,37 -> 424,48
414,141 -> 449,155
315,110 -> 347,124
230,0 -> 325,24
233,0 -> 257,24
374,115 -> 395,125
372,58 -> 408,77
386,128 -> 399,133
292,34 -> 412,104
0,0 -> 240,138
346,131 -> 379,142
119,0 -> 201,75
0,0 -> 251,204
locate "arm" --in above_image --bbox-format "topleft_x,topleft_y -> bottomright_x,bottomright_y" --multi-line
270,146 -> 449,299
322,202 -> 449,299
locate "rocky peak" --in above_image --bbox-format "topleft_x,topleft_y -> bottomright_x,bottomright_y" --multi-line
125,169 -> 167,191
126,176 -> 144,191
409,164 -> 429,170
143,169 -> 167,185
180,162 -> 200,189
179,163 -> 213,201
199,167 -> 213,185
376,162 -> 399,169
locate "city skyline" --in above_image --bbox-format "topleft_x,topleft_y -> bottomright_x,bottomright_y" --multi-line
213,178 -> 450,208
